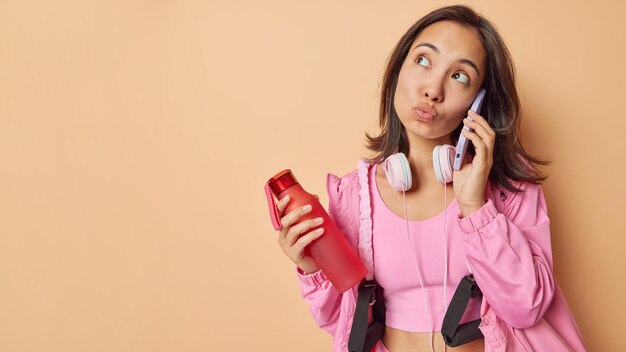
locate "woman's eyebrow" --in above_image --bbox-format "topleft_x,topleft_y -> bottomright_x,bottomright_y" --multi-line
414,42 -> 439,53
413,42 -> 481,77
458,58 -> 481,77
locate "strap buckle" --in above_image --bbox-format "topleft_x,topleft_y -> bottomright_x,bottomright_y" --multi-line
361,280 -> 378,304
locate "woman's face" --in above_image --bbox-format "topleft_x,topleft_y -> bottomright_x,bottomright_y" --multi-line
394,20 -> 487,144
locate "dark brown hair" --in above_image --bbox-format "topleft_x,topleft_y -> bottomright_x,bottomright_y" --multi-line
365,5 -> 548,192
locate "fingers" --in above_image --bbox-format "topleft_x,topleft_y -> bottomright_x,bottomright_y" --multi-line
276,195 -> 291,214
280,204 -> 312,230
277,194 -> 318,214
277,203 -> 317,247
462,122 -> 491,152
277,211 -> 325,264
461,129 -> 488,160
466,110 -> 495,139
291,227 -> 325,255
283,217 -> 324,247
466,111 -> 494,139
274,194 -> 325,268
463,111 -> 495,154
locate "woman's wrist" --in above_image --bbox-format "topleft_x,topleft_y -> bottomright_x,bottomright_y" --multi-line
458,200 -> 486,218
297,260 -> 320,275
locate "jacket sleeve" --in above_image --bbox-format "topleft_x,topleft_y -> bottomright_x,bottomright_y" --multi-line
296,267 -> 343,334
457,181 -> 555,329
296,171 -> 360,335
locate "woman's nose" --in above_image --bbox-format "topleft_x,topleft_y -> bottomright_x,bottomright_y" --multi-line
422,76 -> 444,102
425,90 -> 442,102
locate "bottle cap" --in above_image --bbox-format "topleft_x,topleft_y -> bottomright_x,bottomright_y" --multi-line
267,169 -> 298,195
264,170 -> 299,230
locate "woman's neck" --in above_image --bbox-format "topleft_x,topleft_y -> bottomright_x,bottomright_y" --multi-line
404,134 -> 453,186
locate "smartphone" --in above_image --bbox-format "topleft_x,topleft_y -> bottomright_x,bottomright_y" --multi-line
453,88 -> 486,170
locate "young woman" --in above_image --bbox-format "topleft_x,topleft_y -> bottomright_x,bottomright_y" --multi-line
274,5 -> 586,352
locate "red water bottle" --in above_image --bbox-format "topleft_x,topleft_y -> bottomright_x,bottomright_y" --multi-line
264,169 -> 366,292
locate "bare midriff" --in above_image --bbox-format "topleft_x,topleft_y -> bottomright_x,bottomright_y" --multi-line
382,326 -> 484,352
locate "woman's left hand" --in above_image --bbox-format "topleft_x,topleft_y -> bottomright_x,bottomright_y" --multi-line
452,110 -> 496,217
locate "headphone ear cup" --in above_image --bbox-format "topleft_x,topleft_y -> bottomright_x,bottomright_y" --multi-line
433,145 -> 455,184
383,152 -> 412,192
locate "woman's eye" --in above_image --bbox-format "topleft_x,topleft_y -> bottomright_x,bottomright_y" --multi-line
452,72 -> 470,84
416,56 -> 430,67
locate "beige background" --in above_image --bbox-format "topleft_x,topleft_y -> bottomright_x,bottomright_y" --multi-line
1,0 -> 624,351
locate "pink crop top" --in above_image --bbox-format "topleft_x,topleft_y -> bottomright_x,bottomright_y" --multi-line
370,162 -> 481,332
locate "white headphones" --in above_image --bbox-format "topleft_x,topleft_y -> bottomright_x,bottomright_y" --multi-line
382,145 -> 455,191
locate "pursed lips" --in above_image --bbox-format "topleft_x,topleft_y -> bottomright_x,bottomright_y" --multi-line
413,104 -> 438,121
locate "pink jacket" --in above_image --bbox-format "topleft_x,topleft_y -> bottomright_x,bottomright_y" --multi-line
296,161 -> 586,351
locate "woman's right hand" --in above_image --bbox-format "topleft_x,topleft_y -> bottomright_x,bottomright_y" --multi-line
276,195 -> 325,274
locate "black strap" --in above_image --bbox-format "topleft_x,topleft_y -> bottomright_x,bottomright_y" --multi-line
441,274 -> 484,347
348,280 -> 385,352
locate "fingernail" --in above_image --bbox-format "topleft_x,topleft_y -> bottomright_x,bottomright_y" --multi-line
282,195 -> 290,203
314,217 -> 324,224
302,204 -> 312,212
315,228 -> 324,234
